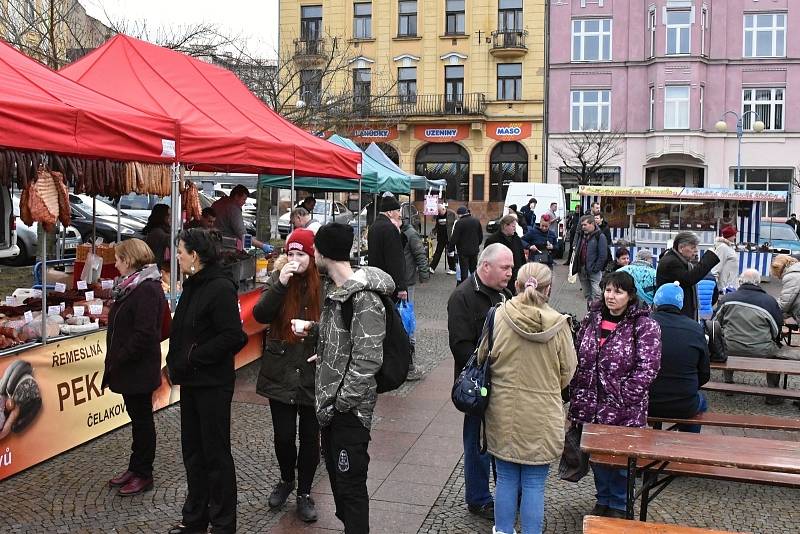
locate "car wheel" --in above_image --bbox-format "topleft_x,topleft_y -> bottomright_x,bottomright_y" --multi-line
1,238 -> 30,266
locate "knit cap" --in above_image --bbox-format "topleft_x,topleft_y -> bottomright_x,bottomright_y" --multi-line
654,281 -> 684,310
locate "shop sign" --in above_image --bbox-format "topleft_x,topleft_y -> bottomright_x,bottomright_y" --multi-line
682,188 -> 788,203
487,122 -> 532,141
414,124 -> 469,143
581,185 -> 789,203
350,126 -> 399,142
580,186 -> 683,198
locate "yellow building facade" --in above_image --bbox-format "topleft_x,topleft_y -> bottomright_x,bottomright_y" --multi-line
279,0 -> 546,221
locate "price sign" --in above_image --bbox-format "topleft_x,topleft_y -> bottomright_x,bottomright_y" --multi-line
85,291 -> 95,301
31,289 -> 42,298
73,306 -> 85,317
424,195 -> 440,216
54,282 -> 66,293
101,280 -> 113,290
5,296 -> 15,306
89,304 -> 103,315
77,281 -> 88,291
60,302 -> 66,312
23,311 -> 33,323
48,306 -> 61,316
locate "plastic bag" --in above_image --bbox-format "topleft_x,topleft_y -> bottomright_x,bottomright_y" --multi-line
397,300 -> 416,337
80,252 -> 103,285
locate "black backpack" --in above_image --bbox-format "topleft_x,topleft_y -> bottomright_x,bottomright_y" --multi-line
341,291 -> 412,393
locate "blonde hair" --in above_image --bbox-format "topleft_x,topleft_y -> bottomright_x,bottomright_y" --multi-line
771,254 -> 798,280
115,238 -> 156,271
514,262 -> 552,307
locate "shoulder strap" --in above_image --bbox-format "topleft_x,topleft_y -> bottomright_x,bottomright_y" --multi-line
341,295 -> 354,332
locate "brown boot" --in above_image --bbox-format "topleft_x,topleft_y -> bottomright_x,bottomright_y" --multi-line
109,470 -> 134,487
118,475 -> 153,496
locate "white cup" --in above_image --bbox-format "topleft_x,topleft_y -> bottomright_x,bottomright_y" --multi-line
292,319 -> 310,335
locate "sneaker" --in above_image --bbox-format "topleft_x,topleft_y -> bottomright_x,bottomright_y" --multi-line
467,502 -> 494,520
406,368 -> 423,381
588,503 -> 608,516
446,269 -> 457,275
296,494 -> 318,522
268,480 -> 295,508
429,267 -> 435,274
604,508 -> 627,519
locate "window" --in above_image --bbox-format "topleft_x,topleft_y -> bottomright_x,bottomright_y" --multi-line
498,0 -> 523,32
445,65 -> 464,110
490,142 -> 528,201
571,18 -> 612,61
648,8 -> 656,58
744,13 -> 786,58
445,0 -> 465,35
701,6 -> 708,56
743,88 -> 784,131
699,86 -> 704,130
299,69 -> 322,105
353,2 -> 372,39
497,63 -> 522,100
570,90 -> 610,131
415,143 -> 470,201
353,68 -> 371,113
649,86 -> 655,130
300,5 -> 323,41
398,0 -> 417,37
664,86 -> 690,129
397,66 -> 417,103
734,168 -> 792,217
666,10 -> 691,55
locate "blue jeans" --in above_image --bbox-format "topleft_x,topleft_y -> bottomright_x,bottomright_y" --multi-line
591,463 -> 628,512
463,414 -> 492,506
494,459 -> 549,534
677,392 -> 708,434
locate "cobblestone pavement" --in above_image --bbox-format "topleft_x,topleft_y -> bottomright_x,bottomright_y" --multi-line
2,263 -> 800,533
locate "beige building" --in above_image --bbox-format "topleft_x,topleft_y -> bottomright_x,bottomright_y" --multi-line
279,0 -> 546,221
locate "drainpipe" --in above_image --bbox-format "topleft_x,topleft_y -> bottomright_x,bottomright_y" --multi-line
542,0 -> 551,185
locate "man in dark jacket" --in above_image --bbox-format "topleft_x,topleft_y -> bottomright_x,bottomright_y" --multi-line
715,269 -> 784,403
649,282 -> 710,433
368,195 -> 408,301
447,243 -> 513,520
449,206 -> 484,281
571,215 -> 608,304
429,204 -> 457,274
401,219 -> 430,380
786,213 -> 800,236
521,213 -> 558,269
656,232 -> 720,320
483,214 -> 525,293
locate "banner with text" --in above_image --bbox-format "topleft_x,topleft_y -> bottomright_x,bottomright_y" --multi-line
486,122 -> 532,142
414,124 -> 470,143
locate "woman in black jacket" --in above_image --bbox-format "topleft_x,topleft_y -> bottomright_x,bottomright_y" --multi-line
104,238 -> 167,496
166,229 -> 247,534
253,229 -> 321,522
143,204 -> 171,268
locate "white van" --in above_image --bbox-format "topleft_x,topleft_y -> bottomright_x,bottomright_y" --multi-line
487,183 -> 568,257
0,185 -> 20,260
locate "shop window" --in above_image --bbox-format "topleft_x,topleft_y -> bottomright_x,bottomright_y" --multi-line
415,143 -> 470,201
734,168 -> 792,218
489,142 -> 528,202
398,0 -> 417,37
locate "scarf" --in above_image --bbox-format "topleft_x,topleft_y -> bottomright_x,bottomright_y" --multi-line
112,263 -> 162,301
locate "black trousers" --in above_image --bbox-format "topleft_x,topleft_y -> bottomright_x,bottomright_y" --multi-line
123,392 -> 156,478
269,399 -> 320,494
321,411 -> 371,534
180,385 -> 237,533
459,254 -> 478,280
430,236 -> 454,271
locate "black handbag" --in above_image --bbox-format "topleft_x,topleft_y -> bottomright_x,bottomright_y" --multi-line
558,422 -> 589,482
451,306 -> 497,417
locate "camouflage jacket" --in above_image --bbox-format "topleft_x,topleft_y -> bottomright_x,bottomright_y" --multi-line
315,267 -> 395,429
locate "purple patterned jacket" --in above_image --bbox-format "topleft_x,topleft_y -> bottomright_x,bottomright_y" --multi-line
568,302 -> 662,428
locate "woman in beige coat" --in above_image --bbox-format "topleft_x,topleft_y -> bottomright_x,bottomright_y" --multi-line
478,262 -> 577,534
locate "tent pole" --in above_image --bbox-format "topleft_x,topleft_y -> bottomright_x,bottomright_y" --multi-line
291,169 -> 296,217
41,230 -> 47,344
116,198 -> 121,242
169,163 -> 181,311
357,179 -> 362,263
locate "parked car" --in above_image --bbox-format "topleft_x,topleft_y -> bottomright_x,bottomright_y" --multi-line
759,220 -> 800,254
278,199 -> 353,238
1,195 -> 82,266
69,194 -> 145,243
0,185 -> 19,261
99,193 -> 169,222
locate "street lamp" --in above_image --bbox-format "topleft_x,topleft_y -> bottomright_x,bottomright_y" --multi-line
715,110 -> 765,185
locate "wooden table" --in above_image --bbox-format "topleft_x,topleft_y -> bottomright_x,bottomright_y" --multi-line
581,424 -> 800,521
710,356 -> 800,376
583,515 -> 744,533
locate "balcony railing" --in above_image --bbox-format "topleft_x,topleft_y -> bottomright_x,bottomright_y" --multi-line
293,38 -> 327,59
491,30 -> 528,51
348,93 -> 486,118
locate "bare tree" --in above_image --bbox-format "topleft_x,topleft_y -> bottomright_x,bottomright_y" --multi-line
552,130 -> 624,185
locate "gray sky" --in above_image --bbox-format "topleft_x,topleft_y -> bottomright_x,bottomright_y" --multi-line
83,0 -> 280,58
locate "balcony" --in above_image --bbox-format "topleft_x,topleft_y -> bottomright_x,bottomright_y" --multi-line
490,30 -> 528,58
350,93 -> 487,118
293,38 -> 328,65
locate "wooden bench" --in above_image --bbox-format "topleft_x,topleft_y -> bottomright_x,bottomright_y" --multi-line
710,356 -> 800,376
701,381 -> 800,400
583,515 -> 744,533
648,412 -> 800,431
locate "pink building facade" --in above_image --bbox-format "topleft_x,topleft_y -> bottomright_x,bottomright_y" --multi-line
547,0 -> 799,216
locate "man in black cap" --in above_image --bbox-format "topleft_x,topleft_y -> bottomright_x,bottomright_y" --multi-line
448,206 -> 484,282
367,195 -> 408,301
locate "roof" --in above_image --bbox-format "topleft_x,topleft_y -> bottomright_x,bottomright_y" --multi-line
60,35 -> 361,179
0,38 -> 177,163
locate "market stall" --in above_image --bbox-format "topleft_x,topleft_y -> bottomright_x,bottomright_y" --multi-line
579,185 -> 788,275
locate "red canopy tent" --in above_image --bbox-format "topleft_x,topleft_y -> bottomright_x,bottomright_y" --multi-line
60,35 -> 361,179
0,39 -> 177,163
